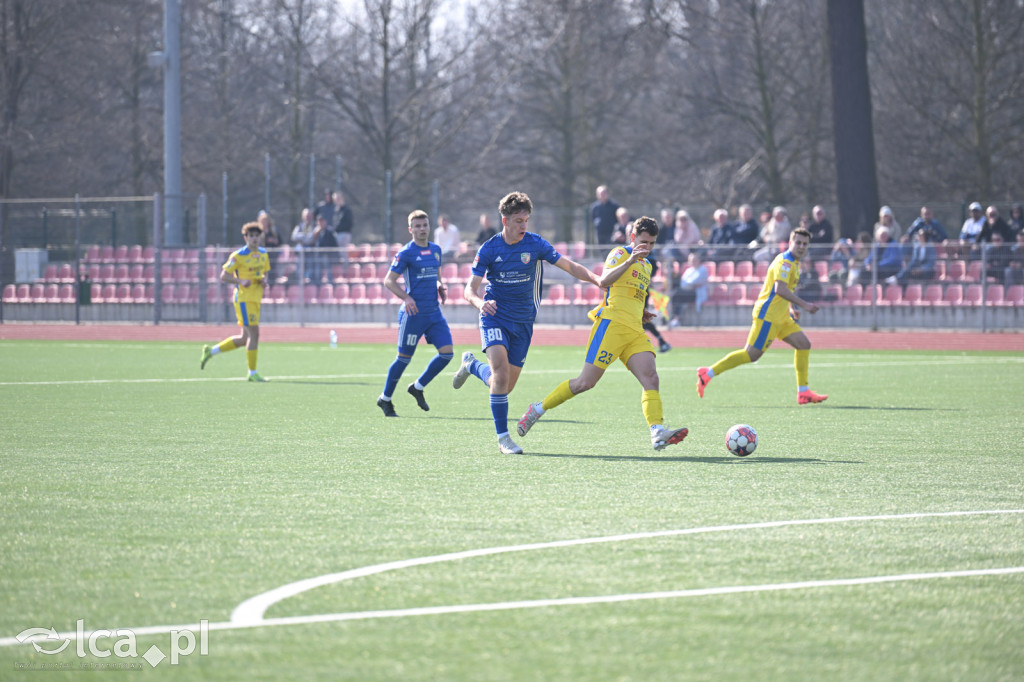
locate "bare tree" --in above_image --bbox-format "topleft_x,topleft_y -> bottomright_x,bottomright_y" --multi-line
870,0 -> 1024,201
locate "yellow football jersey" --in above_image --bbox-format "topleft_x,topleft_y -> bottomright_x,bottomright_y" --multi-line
223,246 -> 270,304
752,249 -> 801,323
588,245 -> 651,332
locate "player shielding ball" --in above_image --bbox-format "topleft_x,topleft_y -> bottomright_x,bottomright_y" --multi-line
696,226 -> 828,404
516,216 -> 688,451
376,210 -> 453,416
452,191 -> 602,455
200,222 -> 271,382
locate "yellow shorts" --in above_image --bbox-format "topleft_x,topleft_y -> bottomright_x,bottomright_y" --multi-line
583,318 -> 654,369
234,300 -> 261,327
746,315 -> 801,351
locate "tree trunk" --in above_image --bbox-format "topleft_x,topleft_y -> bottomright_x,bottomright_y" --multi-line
827,0 -> 878,238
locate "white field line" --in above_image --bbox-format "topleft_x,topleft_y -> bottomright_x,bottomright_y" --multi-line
1,509 -> 1022,648
0,356 -> 1021,387
3,566 -> 1023,647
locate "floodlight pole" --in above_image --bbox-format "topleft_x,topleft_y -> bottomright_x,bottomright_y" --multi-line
149,0 -> 184,246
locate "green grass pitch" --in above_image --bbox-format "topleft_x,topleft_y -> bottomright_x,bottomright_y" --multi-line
1,339 -> 1022,680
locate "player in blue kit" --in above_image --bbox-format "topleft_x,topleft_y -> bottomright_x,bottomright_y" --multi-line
452,191 -> 602,454
376,210 -> 454,417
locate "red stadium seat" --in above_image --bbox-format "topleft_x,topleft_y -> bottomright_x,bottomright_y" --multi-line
943,259 -> 966,282
824,284 -> 843,303
99,245 -> 115,263
570,241 -> 587,260
814,261 -> 829,282
440,263 -> 459,284
130,284 -> 148,303
728,284 -> 746,305
964,284 -> 984,306
984,284 -> 1004,306
113,245 -> 129,263
334,283 -> 352,304
755,261 -> 769,280
882,283 -> 902,306
546,284 -> 569,305
1005,285 -> 1024,306
315,284 -> 336,304
43,283 -> 61,303
127,244 -> 143,263
735,260 -> 755,282
43,264 -> 59,282
716,261 -> 735,282
967,260 -> 984,282
348,283 -> 367,304
900,284 -> 922,306
923,284 -> 944,306
942,284 -> 963,305
84,245 -> 101,263
841,284 -> 862,305
2,284 -> 16,303
58,284 -> 76,303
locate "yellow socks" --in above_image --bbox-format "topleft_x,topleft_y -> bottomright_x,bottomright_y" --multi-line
712,349 -> 751,376
246,349 -> 258,371
795,349 -> 809,387
641,389 -> 663,428
541,380 -> 575,411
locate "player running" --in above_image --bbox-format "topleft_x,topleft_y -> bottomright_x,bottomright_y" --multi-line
516,216 -> 688,451
200,221 -> 271,382
452,191 -> 602,455
696,226 -> 828,404
376,210 -> 453,417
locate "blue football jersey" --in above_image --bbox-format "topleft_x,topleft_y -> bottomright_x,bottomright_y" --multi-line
390,240 -> 443,315
471,232 -> 562,325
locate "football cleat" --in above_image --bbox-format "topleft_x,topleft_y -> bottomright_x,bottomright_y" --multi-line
247,372 -> 268,383
452,351 -> 476,389
696,367 -> 712,398
659,341 -> 672,353
498,434 -> 523,455
798,390 -> 828,405
407,383 -> 429,411
377,397 -> 398,417
516,402 -> 544,437
652,425 -> 689,451
200,344 -> 213,370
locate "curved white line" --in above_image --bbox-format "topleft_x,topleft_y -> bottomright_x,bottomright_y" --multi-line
4,566 -> 1022,647
229,509 -> 1024,624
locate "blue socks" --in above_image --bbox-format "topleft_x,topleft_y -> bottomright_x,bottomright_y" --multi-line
490,393 -> 509,435
417,352 -> 453,387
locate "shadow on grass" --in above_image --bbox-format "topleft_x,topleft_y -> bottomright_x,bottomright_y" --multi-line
520,451 -> 860,464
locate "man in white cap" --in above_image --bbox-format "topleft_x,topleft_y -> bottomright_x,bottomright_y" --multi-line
959,201 -> 985,257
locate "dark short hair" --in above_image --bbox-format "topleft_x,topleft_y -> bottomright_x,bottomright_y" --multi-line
632,216 -> 659,238
498,191 -> 533,217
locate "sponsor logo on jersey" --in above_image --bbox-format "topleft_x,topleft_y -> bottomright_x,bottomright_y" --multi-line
420,249 -> 432,256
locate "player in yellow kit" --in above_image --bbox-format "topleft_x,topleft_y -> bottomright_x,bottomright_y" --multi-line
516,216 -> 688,450
200,222 -> 271,382
696,226 -> 827,404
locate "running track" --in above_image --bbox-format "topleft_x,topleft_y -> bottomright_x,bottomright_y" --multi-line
1,323 -> 1021,351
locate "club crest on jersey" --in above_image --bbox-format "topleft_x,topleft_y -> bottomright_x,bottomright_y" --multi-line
520,253 -> 531,264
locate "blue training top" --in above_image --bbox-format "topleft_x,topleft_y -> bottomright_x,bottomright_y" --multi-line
471,232 -> 562,325
389,240 -> 443,315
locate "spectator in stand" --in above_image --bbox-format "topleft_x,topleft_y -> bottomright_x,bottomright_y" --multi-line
980,205 -> 1014,245
874,206 -> 902,242
893,228 -> 937,285
291,208 -> 317,282
331,191 -> 354,259
829,238 -> 853,284
754,206 -> 791,262
733,204 -> 760,251
795,254 -> 823,302
1005,231 -> 1024,285
657,208 -> 674,246
313,188 -> 334,224
257,210 -> 282,283
706,208 -> 737,262
984,232 -> 1012,283
435,214 -> 462,261
1008,203 -> 1023,237
959,201 -> 986,257
905,206 -> 948,245
667,209 -> 703,266
862,225 -> 903,284
611,206 -> 631,244
846,231 -> 873,286
476,213 -> 498,244
669,250 -> 709,327
807,205 -> 834,260
590,185 -> 620,245
311,213 -> 336,283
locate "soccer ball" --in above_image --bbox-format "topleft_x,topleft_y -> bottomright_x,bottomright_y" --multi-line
726,424 -> 758,457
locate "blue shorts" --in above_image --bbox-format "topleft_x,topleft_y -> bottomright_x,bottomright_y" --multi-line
479,315 -> 533,367
396,309 -> 452,356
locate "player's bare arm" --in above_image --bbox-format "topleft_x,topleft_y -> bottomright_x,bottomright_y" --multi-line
221,270 -> 251,288
554,257 -> 602,287
773,280 -> 819,314
596,242 -> 650,288
464,274 -> 496,315
384,270 -> 417,315
437,281 -> 447,304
